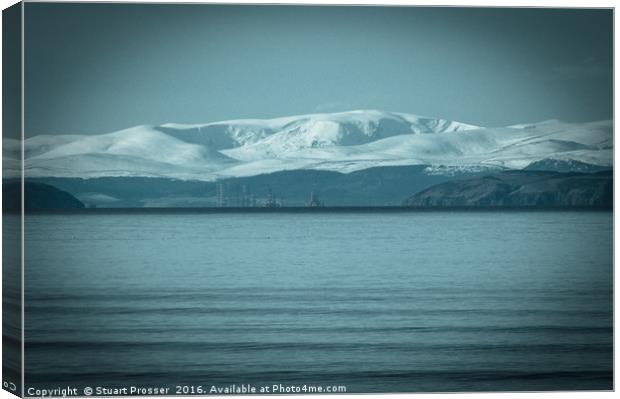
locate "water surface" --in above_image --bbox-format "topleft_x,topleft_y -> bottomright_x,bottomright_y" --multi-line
24,211 -> 613,393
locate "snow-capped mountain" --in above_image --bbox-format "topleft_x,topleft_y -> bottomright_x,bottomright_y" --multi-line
159,110 -> 478,152
4,110 -> 613,180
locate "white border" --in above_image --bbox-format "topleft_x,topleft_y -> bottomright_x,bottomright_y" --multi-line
0,1 -> 616,399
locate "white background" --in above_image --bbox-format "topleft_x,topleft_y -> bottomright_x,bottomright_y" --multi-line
0,1 -> 616,398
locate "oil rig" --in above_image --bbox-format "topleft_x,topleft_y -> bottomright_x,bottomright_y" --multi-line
264,187 -> 281,208
215,182 -> 256,207
307,190 -> 324,207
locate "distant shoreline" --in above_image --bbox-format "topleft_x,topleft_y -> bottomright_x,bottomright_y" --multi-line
8,206 -> 613,215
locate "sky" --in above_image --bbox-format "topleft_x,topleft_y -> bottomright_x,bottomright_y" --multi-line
22,3 -> 613,136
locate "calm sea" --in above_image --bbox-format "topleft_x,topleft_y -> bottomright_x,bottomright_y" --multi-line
23,211 -> 613,393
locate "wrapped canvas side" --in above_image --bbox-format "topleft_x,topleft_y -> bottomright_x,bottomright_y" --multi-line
2,2 -> 23,397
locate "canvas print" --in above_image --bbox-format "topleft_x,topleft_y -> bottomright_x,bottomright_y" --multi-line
2,2 -> 613,396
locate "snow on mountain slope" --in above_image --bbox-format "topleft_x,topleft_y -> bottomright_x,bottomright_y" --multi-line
3,138 -> 21,160
159,110 -> 478,155
18,111 -> 613,180
26,153 -> 226,180
24,126 -> 236,179
220,110 -> 479,161
24,134 -> 85,158
218,120 -> 612,175
3,138 -> 22,178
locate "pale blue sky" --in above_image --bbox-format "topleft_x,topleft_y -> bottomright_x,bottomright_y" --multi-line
24,4 -> 613,136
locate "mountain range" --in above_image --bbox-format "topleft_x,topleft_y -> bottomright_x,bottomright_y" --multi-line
2,110 -> 613,207
4,110 -> 612,180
